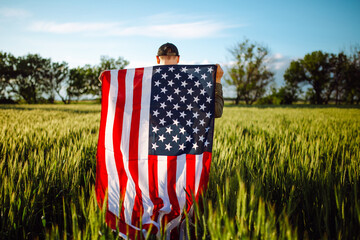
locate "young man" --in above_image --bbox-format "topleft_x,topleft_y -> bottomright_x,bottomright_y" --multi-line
156,42 -> 224,118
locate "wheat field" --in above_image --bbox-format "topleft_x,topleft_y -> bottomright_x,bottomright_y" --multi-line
0,104 -> 359,239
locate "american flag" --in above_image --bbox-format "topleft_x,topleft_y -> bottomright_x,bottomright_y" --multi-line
96,64 -> 216,239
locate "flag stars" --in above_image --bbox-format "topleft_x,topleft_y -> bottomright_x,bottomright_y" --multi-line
207,67 -> 214,73
194,80 -> 200,87
168,80 -> 174,87
166,126 -> 173,134
168,66 -> 175,72
206,96 -> 212,103
179,143 -> 185,151
204,140 -> 210,147
199,135 -> 205,142
152,126 -> 159,133
172,135 -> 179,143
160,102 -> 167,109
174,88 -> 181,95
159,134 -> 166,142
207,82 -> 213,88
193,126 -> 200,134
179,127 -> 186,134
200,89 -> 206,95
154,80 -> 161,87
193,112 -> 199,119
180,96 -> 187,103
166,110 -> 173,118
193,96 -> 200,103
186,104 -> 193,111
181,81 -> 188,87
159,118 -> 166,125
187,88 -> 194,95
175,73 -> 181,79
199,119 -> 206,126
173,119 -> 180,126
194,67 -> 201,73
186,135 -> 193,142
181,67 -> 188,73
155,68 -> 162,73
165,143 -> 172,151
186,119 -> 193,126
161,73 -> 168,79
180,112 -> 186,118
153,109 -> 160,117
153,95 -> 160,101
205,127 -> 210,132
167,95 -> 174,102
201,74 -> 207,80
173,103 -> 180,110
152,143 -> 159,150
161,87 -> 168,94
188,74 -> 194,80
206,112 -> 212,118
199,104 -> 206,111
192,142 -> 199,150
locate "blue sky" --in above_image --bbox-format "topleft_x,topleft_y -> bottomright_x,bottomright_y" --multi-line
0,0 -> 359,94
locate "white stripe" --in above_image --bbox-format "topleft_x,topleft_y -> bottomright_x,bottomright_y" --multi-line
138,67 -> 155,225
176,154 -> 187,211
157,155 -> 171,221
105,70 -> 120,216
195,154 -> 203,195
121,69 -> 137,224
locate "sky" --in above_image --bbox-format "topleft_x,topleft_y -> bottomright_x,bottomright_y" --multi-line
0,0 -> 359,96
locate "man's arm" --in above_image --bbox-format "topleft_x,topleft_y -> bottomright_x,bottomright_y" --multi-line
215,64 -> 224,118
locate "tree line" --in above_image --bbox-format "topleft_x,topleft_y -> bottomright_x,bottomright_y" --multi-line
226,40 -> 360,105
0,52 -> 128,104
1,39 -> 360,105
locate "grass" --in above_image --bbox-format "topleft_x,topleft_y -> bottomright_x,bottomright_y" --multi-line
0,104 -> 359,239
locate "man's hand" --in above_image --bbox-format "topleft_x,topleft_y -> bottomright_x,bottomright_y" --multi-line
98,71 -> 104,83
216,64 -> 223,83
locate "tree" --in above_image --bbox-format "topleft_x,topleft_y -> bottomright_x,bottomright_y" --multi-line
0,52 -> 17,101
226,39 -> 274,105
284,51 -> 331,104
43,61 -> 69,103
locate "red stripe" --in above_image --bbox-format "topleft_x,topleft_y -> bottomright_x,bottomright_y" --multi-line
163,156 -> 180,226
112,69 -> 128,220
196,152 -> 212,200
186,154 -> 196,212
96,71 -> 110,208
148,155 -> 163,224
129,68 -> 145,226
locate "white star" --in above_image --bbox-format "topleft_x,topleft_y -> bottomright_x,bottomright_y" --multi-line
204,140 -> 210,147
153,95 -> 160,101
188,74 -> 194,80
199,119 -> 205,126
179,143 -> 185,151
187,88 -> 194,95
152,142 -> 159,150
159,134 -> 166,142
207,67 -> 214,73
167,95 -> 174,102
153,109 -> 160,117
174,88 -> 181,95
207,82 -> 213,88
161,73 -> 168,79
194,80 -> 200,87
160,102 -> 167,109
173,103 -> 180,110
166,110 -> 173,118
159,118 -> 166,125
152,126 -> 159,133
175,73 -> 181,79
180,96 -> 187,103
200,104 -> 206,111
181,67 -> 188,73
155,68 -> 162,73
173,119 -> 179,126
194,67 -> 201,73
161,87 -> 168,94
180,112 -> 186,118
192,142 -> 198,150
200,89 -> 206,95
206,112 -> 212,118
186,135 -> 193,142
168,66 -> 175,72
201,74 -> 207,80
172,135 -> 179,142
166,126 -> 173,134
186,119 -> 193,126
193,96 -> 200,103
179,127 -> 186,134
206,96 -> 212,103
199,135 -> 205,142
186,104 -> 193,111
193,112 -> 199,119
165,143 -> 172,151
168,80 -> 174,87
205,127 -> 210,132
193,126 -> 199,134
154,80 -> 161,87
181,81 -> 188,87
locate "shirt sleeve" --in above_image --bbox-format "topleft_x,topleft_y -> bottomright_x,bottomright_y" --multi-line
214,83 -> 224,118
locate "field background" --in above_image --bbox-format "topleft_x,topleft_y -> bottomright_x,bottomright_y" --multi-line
0,104 -> 359,239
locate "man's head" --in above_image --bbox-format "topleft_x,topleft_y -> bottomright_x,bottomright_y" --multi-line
156,42 -> 180,65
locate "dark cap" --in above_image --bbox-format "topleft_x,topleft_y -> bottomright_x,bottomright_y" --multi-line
157,43 -> 179,56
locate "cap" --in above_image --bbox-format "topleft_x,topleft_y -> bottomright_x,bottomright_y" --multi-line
157,43 -> 179,56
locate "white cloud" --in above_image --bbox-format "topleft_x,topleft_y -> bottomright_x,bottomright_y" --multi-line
0,8 -> 31,18
28,19 -> 235,39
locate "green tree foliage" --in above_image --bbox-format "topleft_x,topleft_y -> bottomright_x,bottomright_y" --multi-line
44,61 -> 69,104
226,39 -> 274,105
